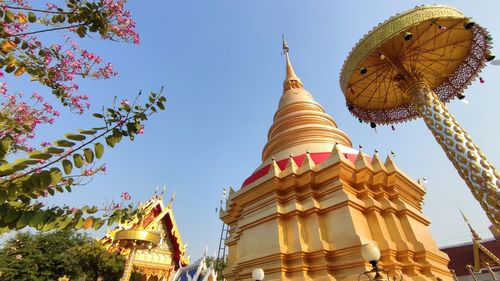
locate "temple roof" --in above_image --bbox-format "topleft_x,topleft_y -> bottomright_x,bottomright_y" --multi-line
100,194 -> 189,268
441,238 -> 500,276
170,254 -> 217,281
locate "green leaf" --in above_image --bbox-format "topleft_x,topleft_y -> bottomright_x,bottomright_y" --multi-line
86,206 -> 98,214
49,168 -> 62,185
76,25 -> 87,38
54,140 -> 76,147
29,211 -> 49,228
65,133 -> 86,141
5,65 -> 16,73
16,211 -> 35,229
27,174 -> 40,189
65,185 -> 72,192
0,137 -> 13,160
29,150 -> 52,160
41,218 -> 57,231
55,186 -> 63,193
28,11 -> 36,23
92,218 -> 105,230
73,154 -> 84,168
94,143 -> 104,159
57,216 -> 73,230
105,135 -> 116,148
0,190 -> 7,203
92,113 -> 104,118
4,207 -> 20,223
48,188 -> 55,196
74,217 -> 85,230
45,147 -> 65,154
78,129 -> 97,135
40,170 -> 51,188
5,10 -> 15,23
0,167 -> 15,177
113,129 -> 122,143
83,148 -> 94,163
13,158 -> 39,165
157,101 -> 165,110
62,159 -> 72,175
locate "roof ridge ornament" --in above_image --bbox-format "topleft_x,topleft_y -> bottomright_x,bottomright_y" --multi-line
460,208 -> 482,241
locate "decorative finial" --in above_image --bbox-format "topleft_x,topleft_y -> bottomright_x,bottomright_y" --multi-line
281,35 -> 303,92
460,208 -> 482,240
282,34 -> 289,54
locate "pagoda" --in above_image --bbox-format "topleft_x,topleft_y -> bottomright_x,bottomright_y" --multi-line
101,194 -> 189,281
220,40 -> 452,281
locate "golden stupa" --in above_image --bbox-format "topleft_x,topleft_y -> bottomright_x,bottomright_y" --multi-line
220,40 -> 452,281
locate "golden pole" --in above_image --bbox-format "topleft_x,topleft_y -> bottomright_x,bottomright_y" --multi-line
404,78 -> 499,230
120,245 -> 137,281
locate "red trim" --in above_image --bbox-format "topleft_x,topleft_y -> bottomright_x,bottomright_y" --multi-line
241,152 -> 370,188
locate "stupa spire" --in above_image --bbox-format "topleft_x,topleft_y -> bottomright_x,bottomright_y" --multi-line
260,39 -> 352,161
282,35 -> 303,92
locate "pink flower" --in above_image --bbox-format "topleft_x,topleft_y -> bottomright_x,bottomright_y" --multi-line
114,203 -> 121,209
121,99 -> 129,106
69,207 -> 79,212
121,192 -> 131,200
41,141 -> 51,147
137,126 -> 144,134
0,82 -> 7,95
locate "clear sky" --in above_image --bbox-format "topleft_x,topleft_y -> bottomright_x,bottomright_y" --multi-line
24,0 -> 500,259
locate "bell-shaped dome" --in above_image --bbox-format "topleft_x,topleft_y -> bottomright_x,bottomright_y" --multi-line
261,39 -> 352,162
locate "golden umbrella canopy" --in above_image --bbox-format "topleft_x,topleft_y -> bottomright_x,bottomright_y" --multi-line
339,5 -> 494,125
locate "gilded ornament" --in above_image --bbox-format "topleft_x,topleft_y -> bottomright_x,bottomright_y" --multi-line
480,160 -> 491,169
494,169 -> 500,178
470,163 -> 480,173
482,171 -> 493,181
466,151 -> 477,160
447,149 -> 456,158
471,174 -> 480,184
435,123 -> 443,131
466,142 -> 475,149
456,144 -> 466,153
457,154 -> 467,164
445,138 -> 454,146
454,134 -> 464,143
454,127 -> 463,134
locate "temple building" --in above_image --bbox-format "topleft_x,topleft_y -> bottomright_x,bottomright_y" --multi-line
440,214 -> 500,281
220,41 -> 453,281
101,194 -> 190,281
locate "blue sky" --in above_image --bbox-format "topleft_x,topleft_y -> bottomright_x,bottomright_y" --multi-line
20,1 -> 500,258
